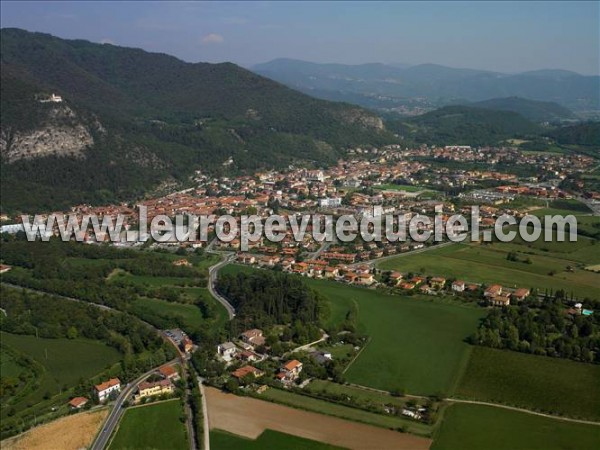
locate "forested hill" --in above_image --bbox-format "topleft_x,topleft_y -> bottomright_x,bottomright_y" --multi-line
388,106 -> 541,146
0,28 -> 392,213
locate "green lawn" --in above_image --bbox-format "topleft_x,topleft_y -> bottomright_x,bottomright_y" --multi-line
0,347 -> 26,378
456,347 -> 600,421
0,332 -> 121,411
258,388 -> 432,436
378,242 -> 600,298
211,429 -> 344,450
432,403 -> 600,450
221,265 -> 484,396
109,399 -> 188,450
306,380 -> 412,410
131,297 -> 205,330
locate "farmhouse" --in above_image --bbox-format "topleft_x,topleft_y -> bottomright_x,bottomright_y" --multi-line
490,294 -> 511,307
451,280 -> 465,292
158,364 -> 180,381
484,284 -> 503,298
95,378 -> 121,402
137,379 -> 174,399
277,359 -> 303,382
512,288 -> 530,302
68,396 -> 89,409
430,277 -> 446,289
231,365 -> 265,380
240,329 -> 266,347
0,264 -> 11,274
218,342 -> 237,361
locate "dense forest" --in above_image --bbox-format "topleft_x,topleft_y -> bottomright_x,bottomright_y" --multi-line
216,270 -> 329,336
0,28 -> 393,213
469,297 -> 599,364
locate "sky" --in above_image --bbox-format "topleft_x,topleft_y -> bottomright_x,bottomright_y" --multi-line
1,1 -> 599,75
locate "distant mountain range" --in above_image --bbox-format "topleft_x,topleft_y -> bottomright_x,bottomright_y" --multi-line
252,59 -> 600,113
0,29 -> 391,213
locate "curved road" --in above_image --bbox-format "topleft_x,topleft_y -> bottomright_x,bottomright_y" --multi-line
206,242 -> 236,320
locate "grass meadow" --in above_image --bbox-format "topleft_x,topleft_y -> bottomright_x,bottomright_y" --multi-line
456,347 -> 600,421
378,241 -> 600,298
432,403 -> 600,450
1,332 -> 121,410
109,399 -> 188,450
222,265 -> 484,396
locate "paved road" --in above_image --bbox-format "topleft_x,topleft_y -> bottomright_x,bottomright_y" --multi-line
206,242 -> 236,320
198,377 -> 210,450
90,360 -> 177,450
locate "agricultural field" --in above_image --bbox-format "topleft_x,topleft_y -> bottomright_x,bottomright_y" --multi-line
304,278 -> 484,395
1,332 -> 121,414
211,429 -> 344,450
259,387 -> 431,436
1,409 -> 108,450
221,265 -> 484,396
130,297 -> 205,330
109,399 -> 188,450
378,241 -> 600,298
456,347 -> 600,421
432,403 -> 600,450
206,387 -> 432,449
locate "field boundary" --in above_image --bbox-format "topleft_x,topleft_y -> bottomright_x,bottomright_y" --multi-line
342,336 -> 371,375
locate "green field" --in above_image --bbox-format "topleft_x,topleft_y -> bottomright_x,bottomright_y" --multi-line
432,403 -> 600,450
211,429 -> 344,450
0,332 -> 121,412
222,265 -> 484,395
131,297 -> 205,330
456,347 -> 600,421
258,387 -> 432,436
109,399 -> 188,450
378,242 -> 600,298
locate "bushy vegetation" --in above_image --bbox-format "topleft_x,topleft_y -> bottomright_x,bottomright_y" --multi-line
216,270 -> 329,341
469,297 -> 600,363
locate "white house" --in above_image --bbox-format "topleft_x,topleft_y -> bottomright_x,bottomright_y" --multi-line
94,378 -> 121,402
452,280 -> 465,292
217,342 -> 237,361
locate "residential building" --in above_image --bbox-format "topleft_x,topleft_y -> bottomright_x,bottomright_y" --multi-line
240,329 -> 266,347
452,280 -> 465,292
218,342 -> 237,361
231,365 -> 264,380
95,378 -> 121,402
158,364 -> 180,381
138,379 -> 174,399
68,397 -> 88,409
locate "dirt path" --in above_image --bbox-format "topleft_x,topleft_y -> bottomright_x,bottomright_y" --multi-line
1,409 -> 108,450
205,387 -> 431,450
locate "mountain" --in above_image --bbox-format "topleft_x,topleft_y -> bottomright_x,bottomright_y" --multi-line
252,59 -> 600,112
388,106 -> 541,146
468,97 -> 575,122
0,29 -> 391,213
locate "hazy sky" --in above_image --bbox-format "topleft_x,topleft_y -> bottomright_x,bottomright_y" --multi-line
1,1 -> 598,74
